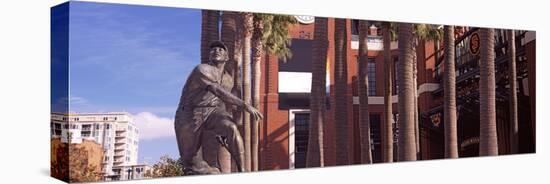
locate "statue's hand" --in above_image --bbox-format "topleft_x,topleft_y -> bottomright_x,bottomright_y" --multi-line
244,104 -> 264,121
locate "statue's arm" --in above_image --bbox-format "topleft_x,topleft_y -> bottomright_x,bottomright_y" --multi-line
206,84 -> 246,108
207,84 -> 262,121
195,64 -> 263,120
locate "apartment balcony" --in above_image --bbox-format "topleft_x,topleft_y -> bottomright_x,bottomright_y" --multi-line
116,125 -> 127,132
114,152 -> 125,157
81,127 -> 92,131
114,139 -> 125,145
114,159 -> 124,164
114,145 -> 125,151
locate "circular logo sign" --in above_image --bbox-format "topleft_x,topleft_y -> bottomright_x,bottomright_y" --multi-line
469,32 -> 480,56
294,15 -> 315,24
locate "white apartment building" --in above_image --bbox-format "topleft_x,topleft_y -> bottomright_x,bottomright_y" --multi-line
51,112 -> 142,180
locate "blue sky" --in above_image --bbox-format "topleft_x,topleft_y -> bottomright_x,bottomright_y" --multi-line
56,1 -> 202,164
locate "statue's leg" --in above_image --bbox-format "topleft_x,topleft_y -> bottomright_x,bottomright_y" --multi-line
174,121 -> 200,172
201,129 -> 222,169
208,115 -> 246,172
175,119 -> 220,175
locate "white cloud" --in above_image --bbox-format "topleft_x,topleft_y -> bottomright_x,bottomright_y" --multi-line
132,112 -> 175,140
70,95 -> 89,105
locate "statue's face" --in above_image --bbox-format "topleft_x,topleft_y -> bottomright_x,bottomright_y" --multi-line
209,47 -> 228,64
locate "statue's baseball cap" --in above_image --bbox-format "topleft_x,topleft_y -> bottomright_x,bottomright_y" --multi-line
209,40 -> 228,51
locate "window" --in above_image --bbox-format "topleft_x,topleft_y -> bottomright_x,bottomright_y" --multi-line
106,124 -> 110,129
367,58 -> 376,96
369,114 -> 382,163
293,112 -> 310,168
82,124 -> 91,131
393,57 -> 399,95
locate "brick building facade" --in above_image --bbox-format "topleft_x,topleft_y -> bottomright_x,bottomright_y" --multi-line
256,18 -> 535,170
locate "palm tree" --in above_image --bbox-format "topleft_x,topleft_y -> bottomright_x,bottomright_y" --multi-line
251,14 -> 263,172
251,14 -> 297,171
222,11 -> 237,87
443,25 -> 458,158
307,16 -> 328,168
507,30 -> 518,154
261,16 -> 295,60
334,18 -> 349,165
357,20 -> 373,164
381,22 -> 394,163
220,11 -> 237,173
231,12 -> 244,172
397,23 -> 417,161
413,24 -> 443,159
232,13 -> 243,139
479,28 -> 498,156
201,10 -> 220,64
241,12 -> 254,171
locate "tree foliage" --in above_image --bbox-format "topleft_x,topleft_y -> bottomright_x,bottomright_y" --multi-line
50,139 -> 102,183
144,155 -> 184,178
257,14 -> 297,61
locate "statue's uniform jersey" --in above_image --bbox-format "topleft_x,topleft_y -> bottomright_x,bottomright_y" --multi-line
175,63 -> 234,132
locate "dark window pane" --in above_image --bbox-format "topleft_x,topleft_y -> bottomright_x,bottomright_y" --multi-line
294,113 -> 310,168
367,58 -> 376,96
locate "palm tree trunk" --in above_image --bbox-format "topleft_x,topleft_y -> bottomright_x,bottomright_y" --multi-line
507,30 -> 518,154
479,28 -> 498,156
382,22 -> 394,163
241,12 -> 254,171
334,18 -> 349,165
201,10 -> 220,64
358,20 -> 373,164
397,23 -> 417,161
232,15 -> 244,169
220,11 -> 237,173
443,25 -> 458,158
412,38 -> 420,159
251,15 -> 263,171
306,17 -> 328,167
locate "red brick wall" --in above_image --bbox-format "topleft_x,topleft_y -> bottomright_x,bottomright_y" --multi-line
259,18 -> 442,169
260,51 -> 290,170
